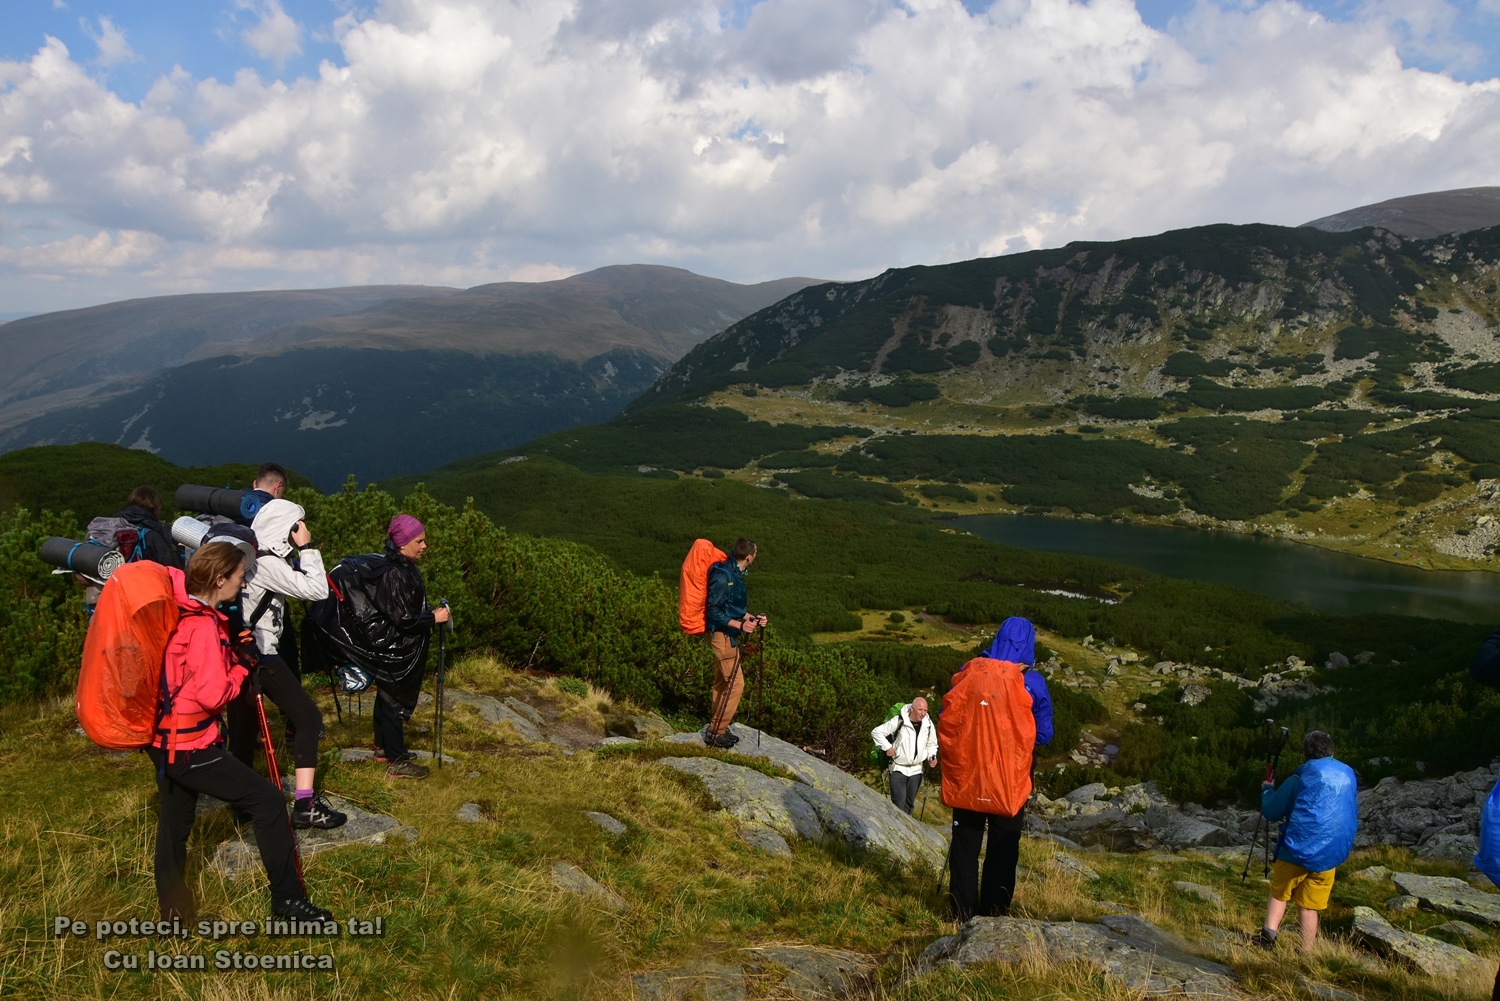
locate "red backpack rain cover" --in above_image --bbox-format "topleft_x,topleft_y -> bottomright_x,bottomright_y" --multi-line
938,657 -> 1037,816
678,539 -> 727,634
76,561 -> 182,749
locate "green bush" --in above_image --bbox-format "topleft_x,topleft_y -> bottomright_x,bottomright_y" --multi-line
0,507 -> 92,702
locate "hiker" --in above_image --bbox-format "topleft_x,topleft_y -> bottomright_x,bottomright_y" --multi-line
941,616 -> 1054,922
225,499 -> 346,829
704,537 -> 766,749
872,697 -> 937,814
1257,730 -> 1358,952
148,541 -> 333,925
1470,628 -> 1500,1001
115,487 -> 184,569
249,462 -> 288,504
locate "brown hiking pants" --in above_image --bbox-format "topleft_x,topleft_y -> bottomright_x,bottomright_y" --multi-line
709,631 -> 744,734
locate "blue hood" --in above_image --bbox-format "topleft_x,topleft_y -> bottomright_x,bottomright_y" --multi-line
985,617 -> 1035,665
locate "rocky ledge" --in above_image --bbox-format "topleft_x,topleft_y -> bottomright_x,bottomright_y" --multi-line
658,723 -> 948,870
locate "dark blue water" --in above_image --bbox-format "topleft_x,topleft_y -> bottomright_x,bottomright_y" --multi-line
957,515 -> 1500,624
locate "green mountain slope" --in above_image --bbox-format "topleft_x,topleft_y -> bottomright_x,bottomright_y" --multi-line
613,224 -> 1500,568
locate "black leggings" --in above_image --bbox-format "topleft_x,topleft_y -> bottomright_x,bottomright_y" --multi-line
948,807 -> 1025,922
226,655 -> 324,771
146,745 -> 302,919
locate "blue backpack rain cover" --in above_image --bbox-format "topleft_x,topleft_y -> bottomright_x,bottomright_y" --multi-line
1476,779 -> 1500,887
1278,757 -> 1359,872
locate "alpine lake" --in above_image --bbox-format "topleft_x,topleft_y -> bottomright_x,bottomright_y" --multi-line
958,515 -> 1500,624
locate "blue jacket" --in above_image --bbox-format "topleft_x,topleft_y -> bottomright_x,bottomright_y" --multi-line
1263,756 -> 1358,872
706,559 -> 748,644
1473,629 -> 1500,885
983,617 -> 1054,746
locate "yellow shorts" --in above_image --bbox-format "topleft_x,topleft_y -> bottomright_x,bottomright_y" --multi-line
1270,860 -> 1335,910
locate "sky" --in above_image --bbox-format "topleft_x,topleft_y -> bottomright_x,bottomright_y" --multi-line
2,0 -> 1499,315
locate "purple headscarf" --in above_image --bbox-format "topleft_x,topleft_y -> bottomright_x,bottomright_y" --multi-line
388,514 -> 425,548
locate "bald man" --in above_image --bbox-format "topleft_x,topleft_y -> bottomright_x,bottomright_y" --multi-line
871,697 -> 939,814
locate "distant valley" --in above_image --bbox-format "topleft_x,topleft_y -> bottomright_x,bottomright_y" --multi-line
0,266 -> 818,487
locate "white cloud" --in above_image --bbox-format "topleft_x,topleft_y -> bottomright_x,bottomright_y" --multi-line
238,0 -> 305,67
1,0 -> 1499,311
79,15 -> 135,67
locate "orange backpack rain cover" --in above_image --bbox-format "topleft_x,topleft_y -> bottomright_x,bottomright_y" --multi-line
678,539 -> 727,634
938,658 -> 1037,816
76,561 -> 182,749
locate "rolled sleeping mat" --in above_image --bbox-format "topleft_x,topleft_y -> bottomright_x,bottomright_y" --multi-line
38,536 -> 126,583
174,484 -> 265,524
202,523 -> 258,576
171,516 -> 211,551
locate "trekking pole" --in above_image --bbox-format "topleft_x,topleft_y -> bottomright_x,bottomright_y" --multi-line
1242,720 -> 1289,881
435,599 -> 450,769
757,620 -> 766,748
252,678 -> 306,894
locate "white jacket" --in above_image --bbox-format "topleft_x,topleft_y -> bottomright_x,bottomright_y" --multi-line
243,500 -> 327,656
871,705 -> 938,777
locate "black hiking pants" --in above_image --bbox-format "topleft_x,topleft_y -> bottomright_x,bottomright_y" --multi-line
146,745 -> 301,921
226,655 -> 324,771
948,807 -> 1025,922
373,689 -> 410,760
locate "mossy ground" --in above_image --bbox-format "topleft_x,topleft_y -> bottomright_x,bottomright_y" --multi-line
0,656 -> 1492,1000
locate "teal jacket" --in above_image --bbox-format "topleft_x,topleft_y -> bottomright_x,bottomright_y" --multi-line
706,559 -> 748,645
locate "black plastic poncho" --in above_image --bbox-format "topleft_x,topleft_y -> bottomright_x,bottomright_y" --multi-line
305,543 -> 434,716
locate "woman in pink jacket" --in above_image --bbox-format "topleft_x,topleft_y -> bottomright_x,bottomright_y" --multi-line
147,541 -> 334,925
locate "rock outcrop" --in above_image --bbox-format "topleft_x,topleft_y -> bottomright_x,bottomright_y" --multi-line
209,794 -> 417,878
660,724 -> 947,869
916,913 -> 1236,998
632,945 -> 874,1001
1391,872 -> 1500,926
1033,782 -> 1245,851
551,861 -> 627,913
1355,765 -> 1498,859
1350,906 -> 1484,977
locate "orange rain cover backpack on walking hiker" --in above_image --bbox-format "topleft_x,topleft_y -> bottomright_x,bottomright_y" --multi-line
678,539 -> 727,634
76,561 -> 183,749
938,657 -> 1037,816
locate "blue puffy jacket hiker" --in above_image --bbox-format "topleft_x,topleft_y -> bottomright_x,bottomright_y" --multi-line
1469,628 -> 1500,1001
982,617 -> 1054,746
1258,730 -> 1357,951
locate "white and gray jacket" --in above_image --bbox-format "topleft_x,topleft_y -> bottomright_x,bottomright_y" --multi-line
243,499 -> 327,656
871,706 -> 938,777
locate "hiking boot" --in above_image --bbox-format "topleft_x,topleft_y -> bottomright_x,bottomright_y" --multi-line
291,795 -> 348,830
703,730 -> 739,749
1255,927 -> 1278,950
386,755 -> 430,779
271,896 -> 335,923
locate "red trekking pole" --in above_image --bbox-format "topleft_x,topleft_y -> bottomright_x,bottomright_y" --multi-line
253,683 -> 306,893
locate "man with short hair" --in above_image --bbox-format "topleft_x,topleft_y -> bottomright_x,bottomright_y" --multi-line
703,537 -> 766,748
251,463 -> 288,501
1258,730 -> 1358,951
872,697 -> 937,814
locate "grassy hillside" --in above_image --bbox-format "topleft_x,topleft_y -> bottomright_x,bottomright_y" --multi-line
0,657 -> 1490,1001
614,222 -> 1500,568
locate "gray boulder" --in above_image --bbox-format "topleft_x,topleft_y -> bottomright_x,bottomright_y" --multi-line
1054,853 -> 1100,881
455,802 -> 486,823
1179,683 -> 1211,706
1173,881 -> 1223,905
604,710 -> 675,741
418,688 -> 543,743
1430,920 -> 1491,946
661,724 -> 947,869
739,824 -> 793,858
551,861 -> 626,913
632,945 -> 873,1001
209,794 -> 416,878
584,811 -> 627,836
1050,805 -> 1229,852
1351,906 -> 1483,978
1063,782 -> 1108,804
1392,872 -> 1500,926
916,914 -> 1235,997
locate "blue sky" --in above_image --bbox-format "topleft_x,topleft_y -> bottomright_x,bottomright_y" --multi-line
3,0 -> 1500,312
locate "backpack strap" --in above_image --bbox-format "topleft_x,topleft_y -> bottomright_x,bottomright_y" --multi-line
155,604 -> 227,769
248,590 -> 276,629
